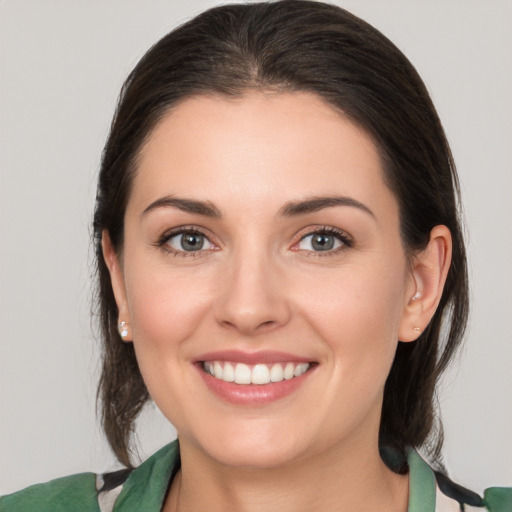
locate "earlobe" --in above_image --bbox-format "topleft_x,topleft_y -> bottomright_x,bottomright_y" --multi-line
398,225 -> 452,342
101,230 -> 133,342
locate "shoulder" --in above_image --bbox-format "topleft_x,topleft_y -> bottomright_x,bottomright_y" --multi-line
435,481 -> 512,512
435,473 -> 512,512
108,440 -> 179,510
0,472 -> 100,512
0,441 -> 180,512
482,487 -> 512,512
407,448 -> 512,512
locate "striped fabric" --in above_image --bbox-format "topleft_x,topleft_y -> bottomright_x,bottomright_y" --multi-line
2,441 -> 511,511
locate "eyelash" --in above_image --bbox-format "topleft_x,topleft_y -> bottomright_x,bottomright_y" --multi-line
156,225 -> 353,258
292,226 -> 353,257
156,226 -> 215,258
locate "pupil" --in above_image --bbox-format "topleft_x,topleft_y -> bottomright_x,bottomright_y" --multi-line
312,234 -> 334,251
181,233 -> 203,251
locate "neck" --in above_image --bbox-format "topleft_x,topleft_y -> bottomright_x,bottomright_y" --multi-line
163,434 -> 408,512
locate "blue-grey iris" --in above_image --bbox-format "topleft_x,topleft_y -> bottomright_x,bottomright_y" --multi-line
311,233 -> 335,251
181,233 -> 204,251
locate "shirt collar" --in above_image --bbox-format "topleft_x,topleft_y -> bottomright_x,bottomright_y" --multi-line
114,441 -> 437,512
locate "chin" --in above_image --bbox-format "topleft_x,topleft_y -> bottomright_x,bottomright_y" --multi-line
207,441 -> 306,470
185,420 -> 313,469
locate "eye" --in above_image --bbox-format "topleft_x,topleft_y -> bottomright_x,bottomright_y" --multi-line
295,228 -> 351,253
160,228 -> 215,255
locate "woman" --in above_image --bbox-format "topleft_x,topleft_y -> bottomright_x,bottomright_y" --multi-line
1,1 -> 510,511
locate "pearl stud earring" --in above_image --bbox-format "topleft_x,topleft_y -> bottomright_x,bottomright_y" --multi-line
118,321 -> 129,339
413,326 -> 421,334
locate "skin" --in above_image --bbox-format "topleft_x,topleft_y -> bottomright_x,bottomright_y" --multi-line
103,91 -> 451,512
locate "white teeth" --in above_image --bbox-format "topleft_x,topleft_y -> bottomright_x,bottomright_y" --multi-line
223,362 -> 235,382
234,363 -> 252,384
294,363 -> 309,377
270,363 -> 284,382
203,361 -> 311,385
251,364 -> 270,385
214,361 -> 223,379
284,362 -> 295,380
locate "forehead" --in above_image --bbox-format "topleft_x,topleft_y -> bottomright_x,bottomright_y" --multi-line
131,91 -> 397,219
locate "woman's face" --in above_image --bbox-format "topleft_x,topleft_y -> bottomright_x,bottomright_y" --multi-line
107,92 -> 418,468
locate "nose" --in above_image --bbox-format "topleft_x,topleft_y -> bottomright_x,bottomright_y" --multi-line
214,247 -> 291,336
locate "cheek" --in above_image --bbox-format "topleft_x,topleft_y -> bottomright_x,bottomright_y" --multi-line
123,262 -> 218,424
295,263 -> 406,375
125,261 -> 215,355
300,263 -> 404,327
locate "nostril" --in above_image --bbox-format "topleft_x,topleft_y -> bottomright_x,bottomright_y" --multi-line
220,318 -> 277,331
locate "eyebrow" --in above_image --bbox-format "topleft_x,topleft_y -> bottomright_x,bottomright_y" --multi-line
279,196 -> 375,218
141,195 -> 374,219
141,196 -> 222,218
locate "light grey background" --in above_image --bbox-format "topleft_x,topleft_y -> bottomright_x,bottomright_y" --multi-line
1,0 -> 511,496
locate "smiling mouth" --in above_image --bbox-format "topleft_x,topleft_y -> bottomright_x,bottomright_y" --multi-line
202,361 -> 312,385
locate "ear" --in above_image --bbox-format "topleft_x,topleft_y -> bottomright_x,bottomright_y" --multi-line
398,225 -> 452,342
102,230 -> 132,342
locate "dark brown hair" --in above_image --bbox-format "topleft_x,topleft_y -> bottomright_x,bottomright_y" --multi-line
93,0 -> 468,468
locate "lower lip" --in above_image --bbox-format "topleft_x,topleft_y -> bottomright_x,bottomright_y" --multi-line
196,364 -> 315,405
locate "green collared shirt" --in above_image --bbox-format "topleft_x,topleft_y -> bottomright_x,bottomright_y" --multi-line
1,441 -> 510,512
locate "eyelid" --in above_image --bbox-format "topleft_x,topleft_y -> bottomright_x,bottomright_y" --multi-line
156,225 -> 218,256
155,224 -> 352,257
291,225 -> 353,253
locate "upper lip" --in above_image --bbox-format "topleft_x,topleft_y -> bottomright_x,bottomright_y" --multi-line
195,350 -> 314,365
